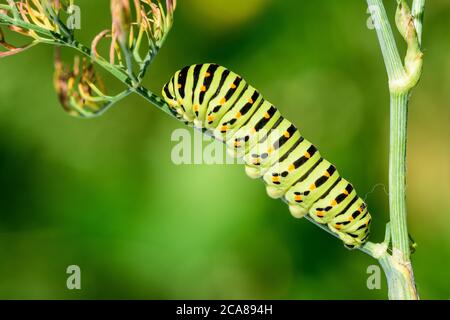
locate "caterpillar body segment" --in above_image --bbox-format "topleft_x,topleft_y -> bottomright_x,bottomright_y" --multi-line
162,63 -> 371,248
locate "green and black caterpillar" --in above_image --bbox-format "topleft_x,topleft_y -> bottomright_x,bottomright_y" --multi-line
162,63 -> 371,248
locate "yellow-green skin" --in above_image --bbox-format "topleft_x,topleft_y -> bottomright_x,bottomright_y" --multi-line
162,63 -> 371,248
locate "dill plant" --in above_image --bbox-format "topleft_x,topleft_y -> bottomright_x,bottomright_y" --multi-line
0,0 -> 425,299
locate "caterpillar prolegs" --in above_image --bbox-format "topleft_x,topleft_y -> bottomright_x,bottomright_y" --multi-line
162,63 -> 371,248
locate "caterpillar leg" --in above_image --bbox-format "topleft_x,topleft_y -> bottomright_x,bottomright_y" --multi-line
289,205 -> 308,219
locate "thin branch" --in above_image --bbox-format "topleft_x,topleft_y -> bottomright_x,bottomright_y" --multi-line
367,0 -> 406,81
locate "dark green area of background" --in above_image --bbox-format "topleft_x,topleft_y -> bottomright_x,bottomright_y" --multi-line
0,0 -> 449,299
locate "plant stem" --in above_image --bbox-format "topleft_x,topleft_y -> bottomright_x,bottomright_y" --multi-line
367,0 -> 424,299
387,91 -> 419,300
379,253 -> 418,299
66,41 -> 178,119
389,92 -> 410,259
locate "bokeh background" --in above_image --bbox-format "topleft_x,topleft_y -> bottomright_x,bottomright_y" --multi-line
0,0 -> 449,299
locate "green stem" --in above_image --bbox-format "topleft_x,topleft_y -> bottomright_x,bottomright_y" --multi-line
389,92 -> 410,259
367,0 -> 424,300
0,10 -> 173,118
64,41 -> 177,119
378,254 -> 418,299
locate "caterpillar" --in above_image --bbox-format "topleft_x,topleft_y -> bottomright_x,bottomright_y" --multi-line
161,63 -> 371,249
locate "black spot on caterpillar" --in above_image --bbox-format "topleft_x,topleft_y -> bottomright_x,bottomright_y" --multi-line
162,63 -> 371,248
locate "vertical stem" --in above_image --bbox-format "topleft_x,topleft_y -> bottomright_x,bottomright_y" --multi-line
389,93 -> 411,259
366,0 -> 424,299
379,254 -> 418,299
386,92 -> 420,300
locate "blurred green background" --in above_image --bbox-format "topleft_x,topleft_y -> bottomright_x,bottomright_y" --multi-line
0,0 -> 449,299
